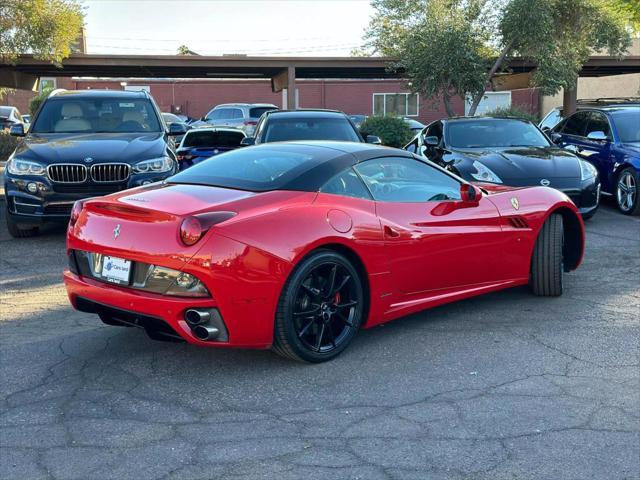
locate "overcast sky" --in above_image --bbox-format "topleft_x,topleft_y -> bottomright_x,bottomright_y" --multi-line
80,0 -> 374,56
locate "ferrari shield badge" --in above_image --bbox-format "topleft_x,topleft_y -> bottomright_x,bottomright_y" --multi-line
511,197 -> 520,210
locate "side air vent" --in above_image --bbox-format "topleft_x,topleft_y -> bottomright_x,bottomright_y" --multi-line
508,216 -> 530,229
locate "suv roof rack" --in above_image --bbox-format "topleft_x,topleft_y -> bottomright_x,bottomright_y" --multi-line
577,97 -> 640,105
48,88 -> 67,98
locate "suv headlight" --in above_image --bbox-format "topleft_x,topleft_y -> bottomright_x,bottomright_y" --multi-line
579,160 -> 597,181
7,157 -> 46,176
471,161 -> 502,184
132,156 -> 173,174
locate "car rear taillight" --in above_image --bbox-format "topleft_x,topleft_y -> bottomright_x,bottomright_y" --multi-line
179,211 -> 237,246
243,120 -> 257,126
180,217 -> 203,246
69,200 -> 85,227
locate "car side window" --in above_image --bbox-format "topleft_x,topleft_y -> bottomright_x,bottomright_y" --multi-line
208,109 -> 224,120
584,111 -> 611,138
320,168 -> 372,200
424,121 -> 443,143
560,111 -> 590,137
354,156 -> 461,203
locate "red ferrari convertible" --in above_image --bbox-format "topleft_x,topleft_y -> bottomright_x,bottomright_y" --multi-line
64,142 -> 585,362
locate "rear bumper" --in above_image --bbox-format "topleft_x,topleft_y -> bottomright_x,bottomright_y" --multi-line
64,270 -> 271,349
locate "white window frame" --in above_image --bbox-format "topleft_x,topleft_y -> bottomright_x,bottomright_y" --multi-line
39,77 -> 57,93
372,93 -> 419,117
464,91 -> 511,116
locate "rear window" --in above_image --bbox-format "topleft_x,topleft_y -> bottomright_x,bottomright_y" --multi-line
263,116 -> 360,143
0,106 -> 12,117
169,144 -> 332,191
182,130 -> 245,148
30,97 -> 162,133
249,107 -> 277,118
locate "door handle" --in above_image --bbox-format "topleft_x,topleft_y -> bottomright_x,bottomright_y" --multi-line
384,225 -> 400,238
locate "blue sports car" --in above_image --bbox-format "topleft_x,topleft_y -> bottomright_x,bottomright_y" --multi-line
551,105 -> 640,215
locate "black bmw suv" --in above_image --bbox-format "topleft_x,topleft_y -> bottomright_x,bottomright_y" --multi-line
5,89 -> 185,237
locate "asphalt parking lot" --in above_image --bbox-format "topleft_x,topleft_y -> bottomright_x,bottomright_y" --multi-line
0,199 -> 638,480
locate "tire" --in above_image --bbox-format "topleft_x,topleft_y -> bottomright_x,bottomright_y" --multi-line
616,167 -> 640,216
530,213 -> 564,297
272,250 -> 365,363
6,209 -> 39,238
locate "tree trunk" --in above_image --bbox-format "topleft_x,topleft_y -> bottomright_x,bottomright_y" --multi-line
443,91 -> 455,118
467,40 -> 514,117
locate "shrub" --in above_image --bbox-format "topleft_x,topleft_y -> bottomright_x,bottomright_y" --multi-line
0,130 -> 20,161
29,87 -> 54,116
359,115 -> 414,148
483,105 -> 538,123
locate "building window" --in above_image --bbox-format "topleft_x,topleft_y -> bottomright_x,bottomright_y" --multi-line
39,77 -> 56,92
372,93 -> 419,116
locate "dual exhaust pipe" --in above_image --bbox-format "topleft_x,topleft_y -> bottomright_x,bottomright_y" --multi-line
185,309 -> 220,341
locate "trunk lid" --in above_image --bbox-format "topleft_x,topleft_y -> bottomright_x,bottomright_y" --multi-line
68,183 -> 310,263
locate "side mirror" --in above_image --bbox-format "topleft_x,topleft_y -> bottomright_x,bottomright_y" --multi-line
586,131 -> 608,142
424,136 -> 439,147
9,123 -> 25,137
168,123 -> 187,136
550,133 -> 562,144
240,137 -> 255,146
366,135 -> 381,144
200,116 -> 207,122
460,183 -> 481,204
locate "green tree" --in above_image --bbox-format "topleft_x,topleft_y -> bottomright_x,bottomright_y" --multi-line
611,0 -> 640,32
360,115 -> 414,148
29,86 -> 54,116
0,0 -> 83,97
366,0 -> 632,117
0,0 -> 84,64
177,45 -> 191,55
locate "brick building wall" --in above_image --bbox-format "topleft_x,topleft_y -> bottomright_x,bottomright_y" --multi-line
2,77 -> 539,124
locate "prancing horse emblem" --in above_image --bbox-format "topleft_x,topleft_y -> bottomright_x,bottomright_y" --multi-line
511,197 -> 520,210
113,224 -> 121,239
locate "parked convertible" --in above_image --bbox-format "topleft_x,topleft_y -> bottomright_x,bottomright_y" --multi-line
64,142 -> 584,362
405,117 -> 600,218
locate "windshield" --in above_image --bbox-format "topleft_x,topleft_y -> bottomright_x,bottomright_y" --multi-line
447,119 -> 550,148
262,116 -> 360,143
540,109 -> 562,130
612,109 -> 640,143
182,130 -> 245,148
30,97 -> 162,133
169,144 -> 331,191
0,106 -> 12,117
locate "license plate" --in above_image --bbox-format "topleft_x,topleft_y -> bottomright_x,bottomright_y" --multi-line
101,256 -> 131,284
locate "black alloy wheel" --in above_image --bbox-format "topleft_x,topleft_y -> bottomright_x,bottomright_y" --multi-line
273,250 -> 364,362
